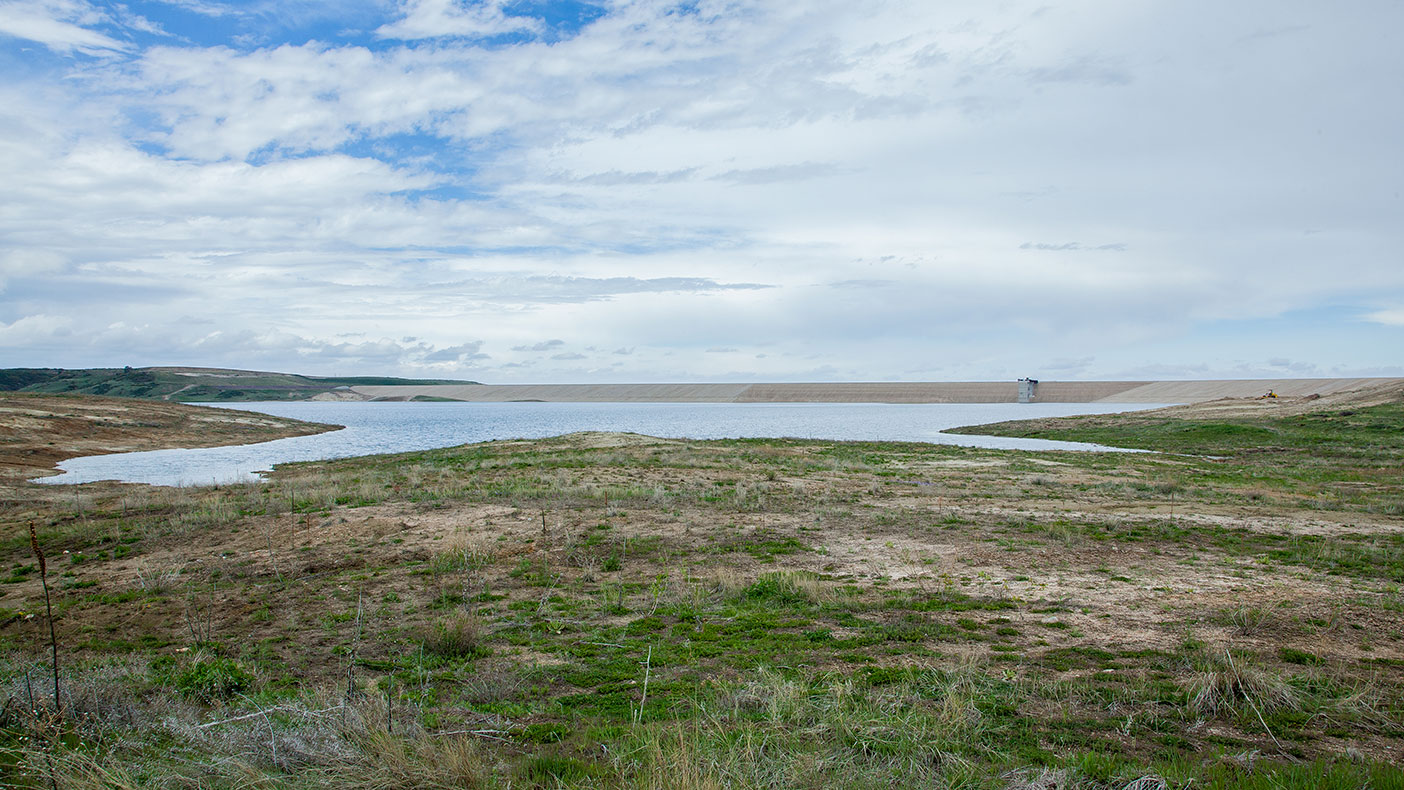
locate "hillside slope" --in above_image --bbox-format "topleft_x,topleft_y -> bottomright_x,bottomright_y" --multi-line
0,367 -> 478,402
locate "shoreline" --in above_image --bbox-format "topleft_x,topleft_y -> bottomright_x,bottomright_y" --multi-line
40,401 -> 1169,487
0,393 -> 340,485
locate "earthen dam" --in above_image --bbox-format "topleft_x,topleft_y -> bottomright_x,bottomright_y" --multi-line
347,377 -> 1402,404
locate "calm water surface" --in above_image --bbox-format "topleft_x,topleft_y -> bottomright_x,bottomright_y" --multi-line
41,401 -> 1170,487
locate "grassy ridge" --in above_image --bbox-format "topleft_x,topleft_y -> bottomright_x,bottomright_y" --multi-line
0,367 -> 478,402
951,402 -> 1404,459
951,402 -> 1404,517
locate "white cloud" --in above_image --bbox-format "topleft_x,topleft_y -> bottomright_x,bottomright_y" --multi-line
0,314 -> 74,344
376,0 -> 542,40
0,0 -> 130,55
512,339 -> 564,352
151,0 -> 237,17
1364,308 -> 1404,327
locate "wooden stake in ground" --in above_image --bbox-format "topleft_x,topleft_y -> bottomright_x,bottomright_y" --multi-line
28,523 -> 59,714
385,676 -> 394,734
346,591 -> 364,701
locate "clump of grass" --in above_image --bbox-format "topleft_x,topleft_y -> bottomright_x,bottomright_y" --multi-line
340,730 -> 491,789
1308,678 -> 1397,734
429,536 -> 493,574
1187,653 -> 1299,717
132,566 -> 182,595
739,570 -> 832,606
1226,603 -> 1278,636
421,612 -> 486,659
459,668 -> 524,704
635,728 -> 727,790
708,568 -> 747,596
726,668 -> 810,722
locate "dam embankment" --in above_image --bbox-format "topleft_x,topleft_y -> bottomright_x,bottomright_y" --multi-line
348,377 -> 1403,404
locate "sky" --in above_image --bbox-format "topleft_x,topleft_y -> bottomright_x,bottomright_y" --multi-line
1,0 -> 1401,383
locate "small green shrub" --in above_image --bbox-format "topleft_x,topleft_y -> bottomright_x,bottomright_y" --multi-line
175,657 -> 252,701
423,612 -> 487,659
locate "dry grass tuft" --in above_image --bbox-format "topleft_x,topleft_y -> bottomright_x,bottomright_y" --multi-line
430,534 -> 494,574
16,745 -> 149,790
131,566 -> 184,595
1225,599 -> 1284,636
636,729 -> 727,790
339,730 -> 491,790
421,612 -> 485,659
745,569 -> 834,606
1188,653 -> 1299,716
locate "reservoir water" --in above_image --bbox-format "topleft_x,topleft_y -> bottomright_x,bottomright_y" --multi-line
40,401 -> 1170,487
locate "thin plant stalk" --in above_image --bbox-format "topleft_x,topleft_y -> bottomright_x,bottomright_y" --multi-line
29,523 -> 59,714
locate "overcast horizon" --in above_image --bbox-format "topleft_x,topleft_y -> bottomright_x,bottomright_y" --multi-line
2,1 -> 1401,384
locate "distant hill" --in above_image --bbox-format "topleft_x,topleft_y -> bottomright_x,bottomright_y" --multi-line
0,367 -> 479,402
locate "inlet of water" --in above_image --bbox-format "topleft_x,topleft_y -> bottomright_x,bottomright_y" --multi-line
39,400 -> 1171,487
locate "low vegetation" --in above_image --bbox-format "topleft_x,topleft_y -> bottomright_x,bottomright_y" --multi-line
0,391 -> 1401,787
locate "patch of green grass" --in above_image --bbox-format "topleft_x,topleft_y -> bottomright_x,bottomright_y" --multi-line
167,657 -> 253,701
1278,647 -> 1325,666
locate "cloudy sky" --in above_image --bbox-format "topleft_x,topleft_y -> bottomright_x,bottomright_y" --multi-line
1,0 -> 1401,383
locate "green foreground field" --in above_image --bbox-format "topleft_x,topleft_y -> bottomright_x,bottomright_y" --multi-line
0,393 -> 1402,788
